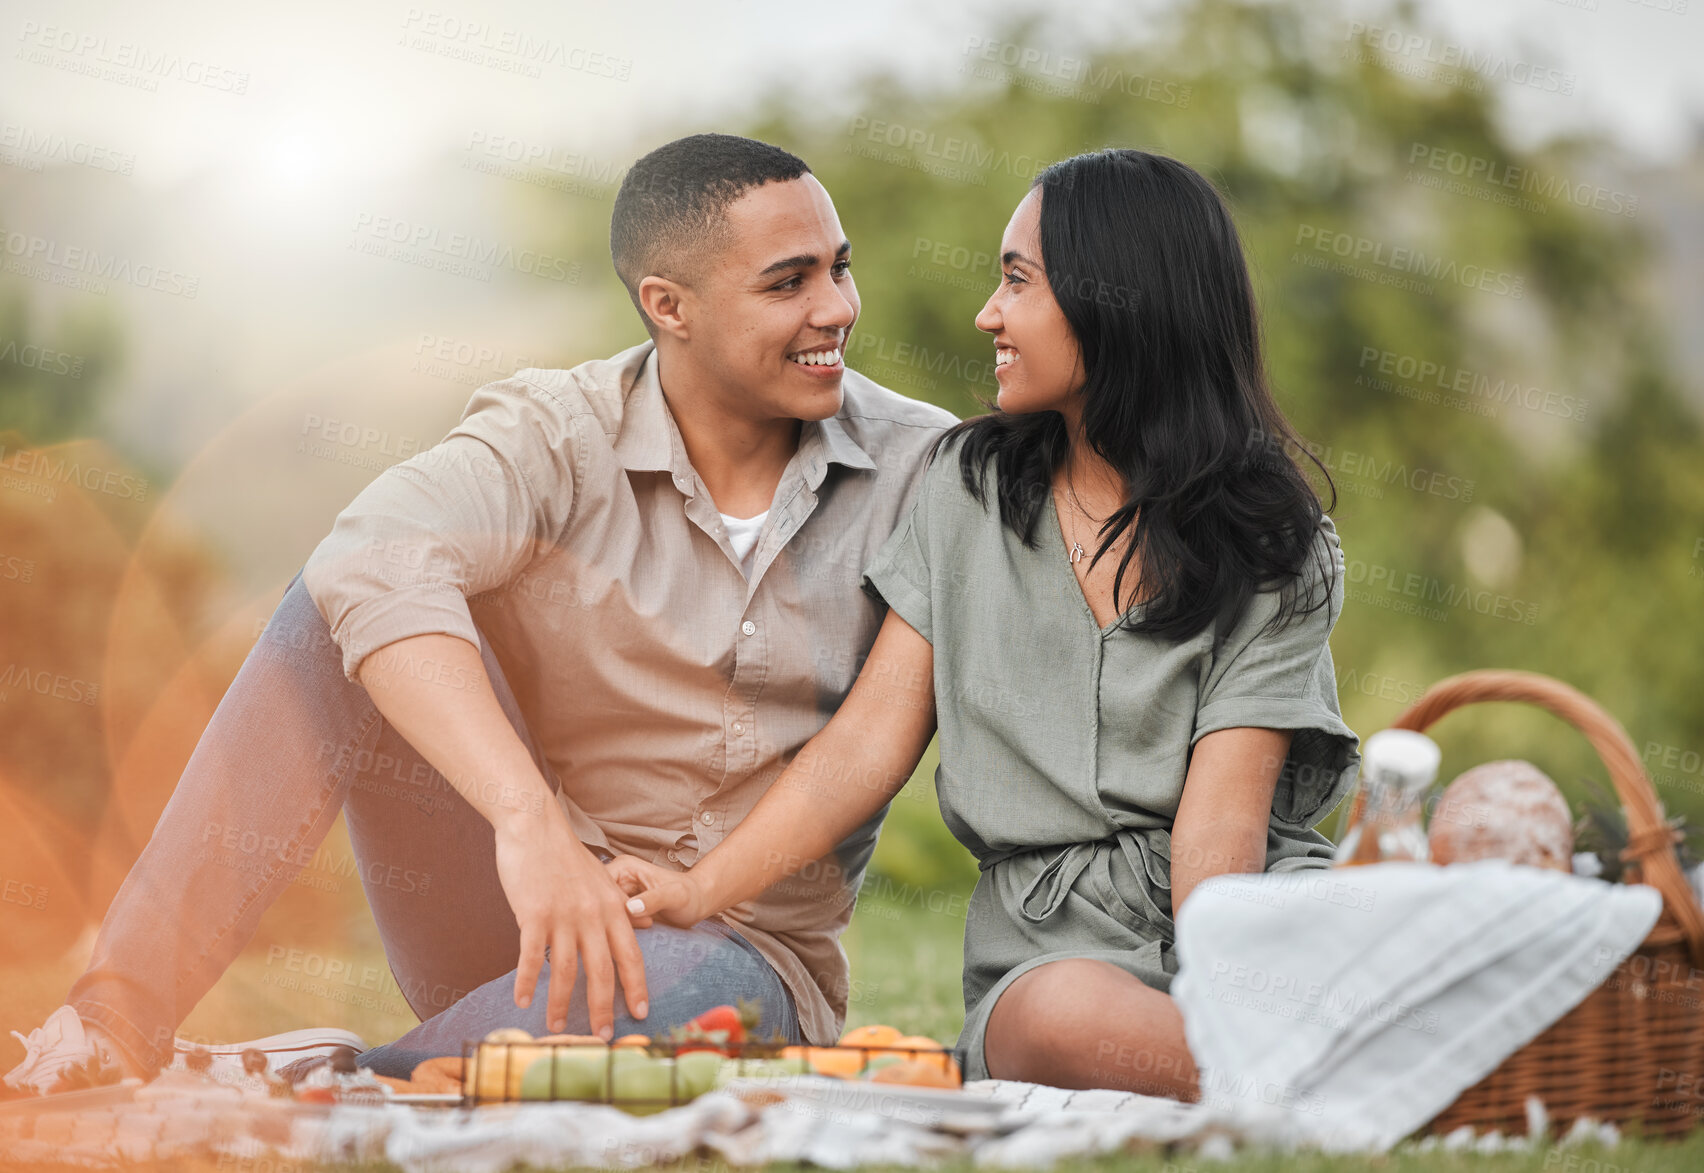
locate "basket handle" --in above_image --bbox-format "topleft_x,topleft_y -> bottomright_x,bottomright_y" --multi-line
1388,669 -> 1704,969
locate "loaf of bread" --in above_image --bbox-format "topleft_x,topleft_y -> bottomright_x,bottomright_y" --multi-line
1427,759 -> 1573,870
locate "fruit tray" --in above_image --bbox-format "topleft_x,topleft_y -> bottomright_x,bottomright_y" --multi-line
461,1036 -> 963,1110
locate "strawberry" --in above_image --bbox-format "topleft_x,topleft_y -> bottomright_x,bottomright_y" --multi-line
667,999 -> 763,1057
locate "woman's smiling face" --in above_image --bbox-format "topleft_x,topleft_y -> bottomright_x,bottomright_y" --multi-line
975,187 -> 1086,418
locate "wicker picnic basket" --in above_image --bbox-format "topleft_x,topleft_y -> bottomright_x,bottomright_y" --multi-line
1373,670 -> 1704,1139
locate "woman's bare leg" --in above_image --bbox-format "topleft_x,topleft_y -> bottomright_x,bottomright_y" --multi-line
982,958 -> 1199,1101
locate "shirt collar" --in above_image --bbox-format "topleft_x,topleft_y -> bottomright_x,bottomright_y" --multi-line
614,345 -> 879,484
797,413 -> 878,489
611,346 -> 677,474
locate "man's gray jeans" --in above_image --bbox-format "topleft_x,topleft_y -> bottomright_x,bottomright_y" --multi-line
68,571 -> 798,1079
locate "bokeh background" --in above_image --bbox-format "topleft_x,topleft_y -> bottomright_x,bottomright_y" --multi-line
2,0 -> 1702,1050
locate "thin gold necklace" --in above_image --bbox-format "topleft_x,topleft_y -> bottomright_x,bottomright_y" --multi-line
1060,467 -> 1106,565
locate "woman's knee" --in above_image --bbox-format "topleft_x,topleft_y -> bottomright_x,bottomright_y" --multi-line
1000,960 -> 1113,1019
984,959 -> 1124,1077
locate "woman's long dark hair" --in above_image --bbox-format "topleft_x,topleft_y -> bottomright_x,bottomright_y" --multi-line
938,148 -> 1336,643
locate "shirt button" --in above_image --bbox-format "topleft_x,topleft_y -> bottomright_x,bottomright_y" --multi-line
700,812 -> 713,826
732,722 -> 744,735
666,849 -> 679,863
741,620 -> 757,636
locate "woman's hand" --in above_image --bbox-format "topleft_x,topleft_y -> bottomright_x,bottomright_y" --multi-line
604,854 -> 715,929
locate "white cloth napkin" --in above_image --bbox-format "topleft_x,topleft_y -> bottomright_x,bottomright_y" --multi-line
1170,859 -> 1663,1152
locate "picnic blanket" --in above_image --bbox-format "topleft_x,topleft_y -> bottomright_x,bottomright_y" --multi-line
0,1071 -> 1625,1169
2,858 -> 1661,1167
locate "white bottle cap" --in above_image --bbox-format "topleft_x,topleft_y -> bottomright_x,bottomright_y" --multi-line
1362,728 -> 1442,796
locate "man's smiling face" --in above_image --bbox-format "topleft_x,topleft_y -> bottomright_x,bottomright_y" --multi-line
676,174 -> 859,423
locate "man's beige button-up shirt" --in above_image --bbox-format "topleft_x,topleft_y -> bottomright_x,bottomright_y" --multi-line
301,340 -> 957,1044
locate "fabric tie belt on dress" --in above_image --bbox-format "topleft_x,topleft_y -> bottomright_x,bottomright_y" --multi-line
980,826 -> 1176,930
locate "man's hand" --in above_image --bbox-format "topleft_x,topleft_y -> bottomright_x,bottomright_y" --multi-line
492,809 -> 650,1038
604,854 -> 714,929
353,633 -> 650,1038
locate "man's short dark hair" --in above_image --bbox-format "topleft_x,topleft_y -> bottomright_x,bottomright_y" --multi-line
610,133 -> 811,335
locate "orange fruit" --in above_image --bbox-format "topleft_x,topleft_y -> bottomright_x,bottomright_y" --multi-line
871,1036 -> 953,1073
838,1024 -> 903,1048
890,1035 -> 944,1050
787,1045 -> 865,1078
873,1035 -> 942,1057
868,1057 -> 962,1088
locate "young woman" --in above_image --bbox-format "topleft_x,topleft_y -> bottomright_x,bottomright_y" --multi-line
610,148 -> 1360,1098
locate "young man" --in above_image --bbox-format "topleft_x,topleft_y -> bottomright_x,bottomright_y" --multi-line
4,133 -> 956,1091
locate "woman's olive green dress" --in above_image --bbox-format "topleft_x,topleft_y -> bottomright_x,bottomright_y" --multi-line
860,440 -> 1360,1080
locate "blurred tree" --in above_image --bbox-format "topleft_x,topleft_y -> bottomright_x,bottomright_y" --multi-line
534,1 -> 1703,895
742,0 -> 1703,887
0,273 -> 221,938
0,286 -> 123,443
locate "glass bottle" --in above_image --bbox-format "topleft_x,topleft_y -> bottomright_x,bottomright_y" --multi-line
1334,728 -> 1441,866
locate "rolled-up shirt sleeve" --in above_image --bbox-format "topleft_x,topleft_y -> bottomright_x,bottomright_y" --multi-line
301,372 -> 585,683
1193,515 -> 1360,832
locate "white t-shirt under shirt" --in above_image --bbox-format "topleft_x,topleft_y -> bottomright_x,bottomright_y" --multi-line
719,509 -> 769,578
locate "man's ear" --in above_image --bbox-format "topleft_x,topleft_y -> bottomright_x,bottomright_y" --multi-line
638,275 -> 692,342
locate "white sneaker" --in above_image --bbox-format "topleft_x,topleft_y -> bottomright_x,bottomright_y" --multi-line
3,1006 -> 126,1096
170,1027 -> 369,1081
3,1008 -> 369,1097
